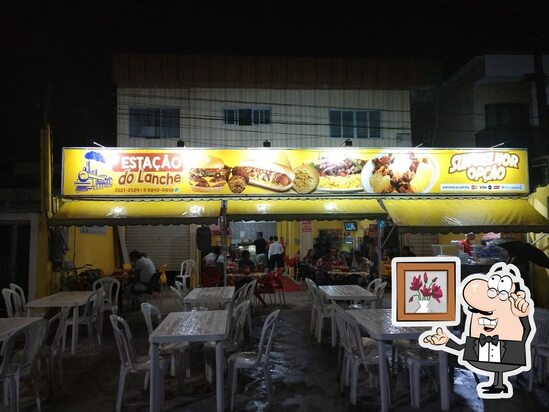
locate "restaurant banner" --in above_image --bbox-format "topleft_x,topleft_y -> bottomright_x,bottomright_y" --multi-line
62,147 -> 529,197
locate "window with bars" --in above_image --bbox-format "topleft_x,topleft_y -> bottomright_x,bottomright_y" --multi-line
224,108 -> 271,126
129,107 -> 180,139
329,109 -> 381,138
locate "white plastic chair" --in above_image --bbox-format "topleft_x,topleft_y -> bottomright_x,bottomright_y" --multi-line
169,286 -> 185,311
365,278 -> 382,294
243,280 -> 257,335
174,280 -> 188,297
176,259 -> 195,288
62,288 -> 104,352
372,281 -> 388,309
9,283 -> 27,309
332,305 -> 377,384
230,283 -> 249,317
2,288 -> 25,318
93,277 -> 121,315
228,309 -> 280,411
404,349 -> 439,408
244,279 -> 258,307
141,302 -> 189,383
304,278 -> 318,335
110,314 -> 167,412
0,318 -> 48,412
334,307 -> 387,405
39,307 -> 71,396
205,300 -> 251,385
309,282 -> 335,344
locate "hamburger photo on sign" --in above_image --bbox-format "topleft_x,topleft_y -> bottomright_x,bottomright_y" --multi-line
188,155 -> 231,192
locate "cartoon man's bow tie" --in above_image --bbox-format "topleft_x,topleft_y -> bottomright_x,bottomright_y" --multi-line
479,334 -> 499,346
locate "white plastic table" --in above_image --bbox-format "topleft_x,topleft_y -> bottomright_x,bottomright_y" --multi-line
319,285 -> 376,302
346,308 -> 450,412
183,286 -> 235,310
27,291 -> 94,355
0,317 -> 43,341
319,285 -> 376,347
149,310 -> 229,412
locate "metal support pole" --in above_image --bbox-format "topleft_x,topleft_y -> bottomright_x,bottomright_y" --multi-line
219,200 -> 228,286
377,219 -> 384,279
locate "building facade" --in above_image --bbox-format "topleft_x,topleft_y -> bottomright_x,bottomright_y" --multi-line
111,53 -> 441,268
415,54 -> 549,156
113,54 -> 442,149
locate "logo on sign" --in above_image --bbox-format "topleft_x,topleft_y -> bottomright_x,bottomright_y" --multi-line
74,151 -> 113,192
448,151 -> 520,183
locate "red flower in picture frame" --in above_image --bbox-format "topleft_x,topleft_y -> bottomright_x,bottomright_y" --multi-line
410,275 -> 423,291
432,283 -> 444,303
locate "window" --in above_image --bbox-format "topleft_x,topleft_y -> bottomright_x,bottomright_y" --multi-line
485,103 -> 529,129
129,108 -> 180,139
224,108 -> 271,126
329,109 -> 381,138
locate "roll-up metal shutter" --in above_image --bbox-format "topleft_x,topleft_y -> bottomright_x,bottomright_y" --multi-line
125,225 -> 190,271
401,233 -> 438,257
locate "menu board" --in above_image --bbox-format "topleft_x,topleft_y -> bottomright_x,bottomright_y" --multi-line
62,147 -> 529,197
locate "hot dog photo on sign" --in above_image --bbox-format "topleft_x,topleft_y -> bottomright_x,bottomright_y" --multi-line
231,151 -> 295,192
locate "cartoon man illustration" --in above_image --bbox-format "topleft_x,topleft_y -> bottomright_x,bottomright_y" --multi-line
420,262 -> 536,399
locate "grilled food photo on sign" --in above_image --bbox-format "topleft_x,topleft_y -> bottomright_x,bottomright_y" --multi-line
314,156 -> 366,191
364,152 -> 436,193
228,175 -> 247,193
292,163 -> 319,193
232,151 -> 294,192
188,155 -> 231,192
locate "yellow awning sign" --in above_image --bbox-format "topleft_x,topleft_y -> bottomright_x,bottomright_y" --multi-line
62,147 -> 530,197
49,200 -> 221,226
226,199 -> 386,221
383,198 -> 549,233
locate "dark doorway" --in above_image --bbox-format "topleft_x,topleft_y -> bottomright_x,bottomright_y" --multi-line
0,222 -> 30,314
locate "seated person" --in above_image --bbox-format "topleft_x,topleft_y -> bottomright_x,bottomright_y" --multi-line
203,246 -> 222,266
351,251 -> 370,272
338,250 -> 350,267
314,252 -> 335,285
125,250 -> 156,301
297,248 -> 317,280
329,247 -> 344,267
237,250 -> 256,273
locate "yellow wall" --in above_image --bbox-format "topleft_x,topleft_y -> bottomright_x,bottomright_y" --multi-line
276,219 -> 372,256
66,226 -> 116,274
36,215 -> 54,298
310,219 -> 376,250
529,186 -> 549,308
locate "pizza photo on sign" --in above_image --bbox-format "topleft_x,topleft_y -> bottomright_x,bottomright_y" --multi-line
361,152 -> 438,194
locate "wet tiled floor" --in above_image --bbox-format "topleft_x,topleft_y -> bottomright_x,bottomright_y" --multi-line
12,291 -> 549,411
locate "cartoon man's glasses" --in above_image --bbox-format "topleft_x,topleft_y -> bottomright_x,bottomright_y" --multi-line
487,288 -> 509,301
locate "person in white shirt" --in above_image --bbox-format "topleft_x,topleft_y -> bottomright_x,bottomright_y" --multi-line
268,236 -> 285,271
203,246 -> 225,274
351,251 -> 370,272
203,246 -> 221,266
125,250 -> 157,303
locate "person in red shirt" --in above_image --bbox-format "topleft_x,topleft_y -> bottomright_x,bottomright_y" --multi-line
459,232 -> 476,256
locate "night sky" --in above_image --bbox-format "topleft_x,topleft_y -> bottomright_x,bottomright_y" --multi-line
1,0 -> 549,182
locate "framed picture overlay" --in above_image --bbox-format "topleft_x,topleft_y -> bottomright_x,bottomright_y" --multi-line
391,257 -> 461,327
